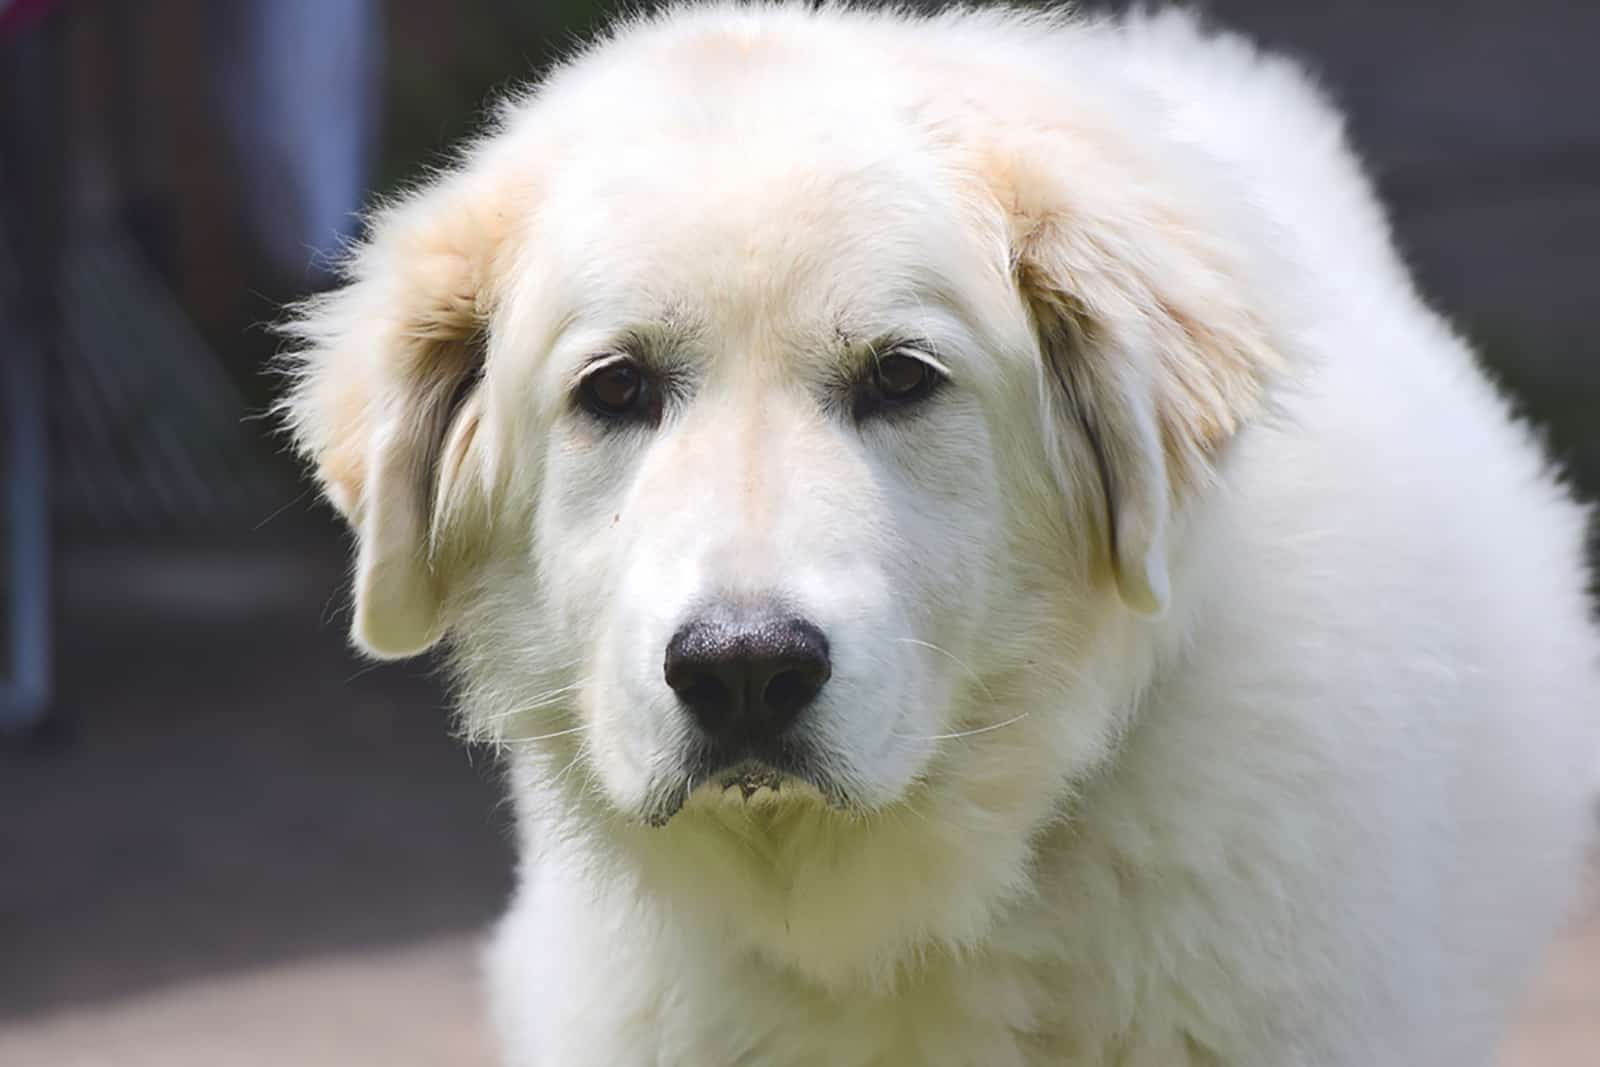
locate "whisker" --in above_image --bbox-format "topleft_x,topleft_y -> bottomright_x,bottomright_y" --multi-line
507,723 -> 588,745
477,679 -> 590,722
893,637 -> 996,703
919,711 -> 1031,742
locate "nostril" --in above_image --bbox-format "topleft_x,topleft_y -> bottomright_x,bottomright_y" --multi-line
762,666 -> 822,718
678,672 -> 731,713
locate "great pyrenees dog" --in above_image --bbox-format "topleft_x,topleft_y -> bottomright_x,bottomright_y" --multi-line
278,4 -> 1598,1064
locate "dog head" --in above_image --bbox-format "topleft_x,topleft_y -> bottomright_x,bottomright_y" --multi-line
279,7 -> 1283,987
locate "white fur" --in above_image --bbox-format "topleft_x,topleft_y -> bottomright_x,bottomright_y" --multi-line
279,5 -> 1599,1065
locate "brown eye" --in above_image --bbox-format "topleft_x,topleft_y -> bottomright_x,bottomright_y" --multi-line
578,359 -> 657,424
854,348 -> 944,420
875,352 -> 933,399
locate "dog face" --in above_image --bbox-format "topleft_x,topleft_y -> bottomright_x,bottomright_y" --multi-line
523,139 -> 1015,821
280,8 -> 1280,982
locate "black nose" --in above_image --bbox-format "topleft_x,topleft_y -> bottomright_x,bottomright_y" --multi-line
664,608 -> 831,741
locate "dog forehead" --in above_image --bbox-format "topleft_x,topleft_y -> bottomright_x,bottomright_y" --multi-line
471,16 -> 1031,386
512,32 -> 949,265
515,140 -> 1008,382
549,125 -> 954,290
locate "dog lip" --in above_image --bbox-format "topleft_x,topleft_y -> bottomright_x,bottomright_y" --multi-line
641,739 -> 842,826
717,761 -> 787,799
694,736 -> 816,791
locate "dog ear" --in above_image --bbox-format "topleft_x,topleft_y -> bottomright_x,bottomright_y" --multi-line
277,172 -> 515,658
994,130 -> 1282,615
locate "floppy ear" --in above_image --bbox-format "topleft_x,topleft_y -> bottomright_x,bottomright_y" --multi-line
995,133 -> 1283,616
276,173 -> 515,658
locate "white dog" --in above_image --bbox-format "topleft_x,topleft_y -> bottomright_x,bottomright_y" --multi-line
278,5 -> 1599,1064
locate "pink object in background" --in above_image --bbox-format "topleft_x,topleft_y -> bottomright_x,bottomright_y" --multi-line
0,0 -> 61,38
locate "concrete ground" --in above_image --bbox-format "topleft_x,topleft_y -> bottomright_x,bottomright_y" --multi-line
1,542 -> 1594,1064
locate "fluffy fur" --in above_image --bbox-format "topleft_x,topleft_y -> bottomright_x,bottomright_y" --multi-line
278,5 -> 1599,1065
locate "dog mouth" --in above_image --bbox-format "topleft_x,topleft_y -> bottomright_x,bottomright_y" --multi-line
718,762 -> 786,800
641,743 -> 847,827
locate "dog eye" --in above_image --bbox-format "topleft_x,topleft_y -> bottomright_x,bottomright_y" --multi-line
877,353 -> 934,399
854,349 -> 944,420
578,358 -> 659,425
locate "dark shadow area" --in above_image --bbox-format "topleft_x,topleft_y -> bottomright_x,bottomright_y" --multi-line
0,524 -> 513,1019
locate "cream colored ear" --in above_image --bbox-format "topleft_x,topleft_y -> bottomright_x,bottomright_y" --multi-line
349,415 -> 447,657
1032,292 -> 1174,617
277,170 -> 512,658
281,327 -> 488,659
1096,358 -> 1173,616
996,129 -> 1282,617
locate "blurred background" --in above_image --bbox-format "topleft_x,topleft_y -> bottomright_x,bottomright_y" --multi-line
0,1 -> 1594,1063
